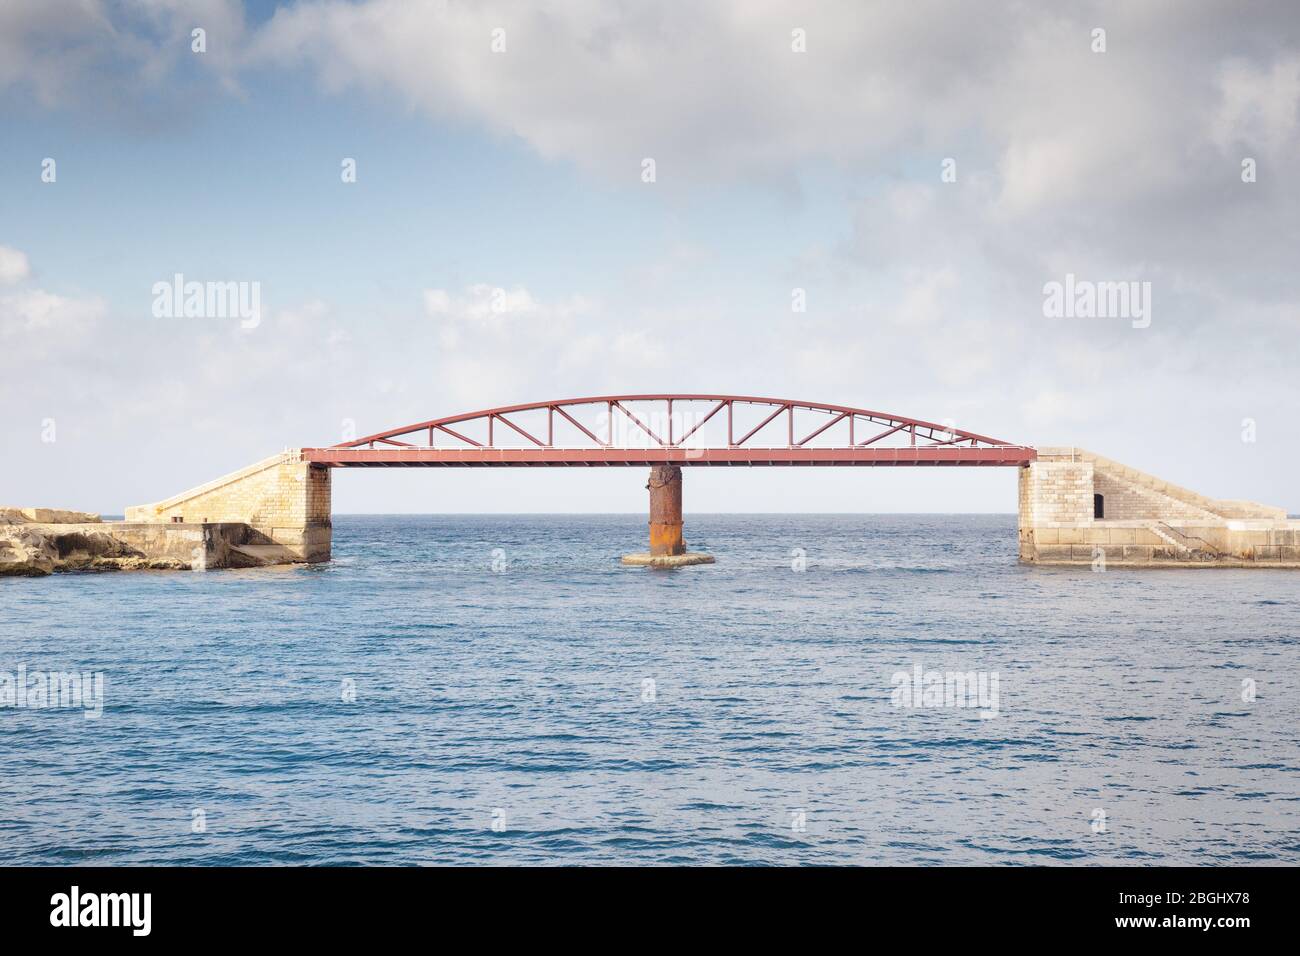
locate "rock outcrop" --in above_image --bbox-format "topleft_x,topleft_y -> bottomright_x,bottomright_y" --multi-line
0,512 -> 309,576
0,524 -> 58,575
1,507 -> 102,524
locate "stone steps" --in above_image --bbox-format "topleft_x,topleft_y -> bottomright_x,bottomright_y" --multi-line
127,450 -> 299,519
1147,522 -> 1222,559
1146,523 -> 1190,553
1045,447 -> 1284,521
1091,453 -> 1225,515
1106,470 -> 1223,523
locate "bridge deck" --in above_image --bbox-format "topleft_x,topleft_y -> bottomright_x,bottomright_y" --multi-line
302,446 -> 1037,467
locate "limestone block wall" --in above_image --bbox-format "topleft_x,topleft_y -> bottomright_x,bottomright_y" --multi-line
1091,470 -> 1218,522
125,451 -> 331,562
1018,459 -> 1093,526
1021,520 -> 1300,566
1019,446 -> 1298,566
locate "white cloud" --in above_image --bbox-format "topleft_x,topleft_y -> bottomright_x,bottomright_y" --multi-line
0,249 -> 100,346
1211,57 -> 1300,158
0,245 -> 31,285
0,288 -> 106,364
889,267 -> 958,328
239,2 -> 1300,206
414,283 -> 664,409
422,289 -> 450,314
4,288 -> 101,332
0,0 -> 248,109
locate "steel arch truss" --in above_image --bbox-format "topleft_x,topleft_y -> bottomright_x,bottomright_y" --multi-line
303,395 -> 1035,467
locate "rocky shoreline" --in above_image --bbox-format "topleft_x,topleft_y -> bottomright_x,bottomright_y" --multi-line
0,507 -> 322,576
0,508 -> 195,576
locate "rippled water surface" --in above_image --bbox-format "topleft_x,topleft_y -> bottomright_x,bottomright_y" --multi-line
2,514 -> 1298,865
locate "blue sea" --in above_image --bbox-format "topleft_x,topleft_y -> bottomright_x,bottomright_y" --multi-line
2,515 -> 1297,865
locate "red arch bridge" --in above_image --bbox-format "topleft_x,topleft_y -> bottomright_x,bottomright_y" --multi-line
303,395 -> 1036,565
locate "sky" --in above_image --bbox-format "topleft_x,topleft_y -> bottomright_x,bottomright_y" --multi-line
1,0 -> 1298,515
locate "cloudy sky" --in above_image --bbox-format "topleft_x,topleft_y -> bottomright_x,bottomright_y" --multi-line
2,0 -> 1297,515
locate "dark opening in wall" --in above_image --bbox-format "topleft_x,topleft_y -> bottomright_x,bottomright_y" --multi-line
1094,493 -> 1105,519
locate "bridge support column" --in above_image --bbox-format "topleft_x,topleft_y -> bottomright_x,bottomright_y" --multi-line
622,465 -> 714,568
648,464 -> 685,556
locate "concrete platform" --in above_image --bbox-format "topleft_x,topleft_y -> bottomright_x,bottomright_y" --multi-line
621,552 -> 716,568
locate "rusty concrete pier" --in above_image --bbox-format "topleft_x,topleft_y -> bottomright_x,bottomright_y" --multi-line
622,464 -> 715,568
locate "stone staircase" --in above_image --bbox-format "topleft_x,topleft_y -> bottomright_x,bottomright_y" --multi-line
125,450 -> 299,521
1102,469 -> 1223,523
1047,448 -> 1286,522
1147,521 -> 1220,559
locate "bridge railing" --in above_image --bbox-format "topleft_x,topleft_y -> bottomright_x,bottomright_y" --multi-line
328,395 -> 1025,454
